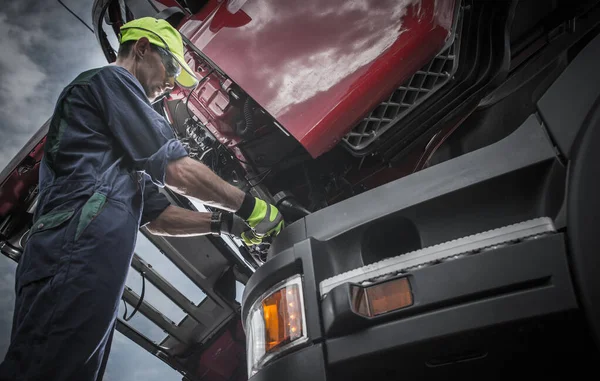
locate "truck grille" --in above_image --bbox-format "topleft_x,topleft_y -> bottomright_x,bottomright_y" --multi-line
342,25 -> 461,152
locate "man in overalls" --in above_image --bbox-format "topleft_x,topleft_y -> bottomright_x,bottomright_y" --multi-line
0,17 -> 283,380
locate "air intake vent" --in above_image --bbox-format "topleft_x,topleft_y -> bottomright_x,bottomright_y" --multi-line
342,15 -> 462,152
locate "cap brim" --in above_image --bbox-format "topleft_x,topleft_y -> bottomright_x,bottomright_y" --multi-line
171,52 -> 198,89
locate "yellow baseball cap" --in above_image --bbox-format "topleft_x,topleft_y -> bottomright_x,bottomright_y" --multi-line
119,17 -> 199,89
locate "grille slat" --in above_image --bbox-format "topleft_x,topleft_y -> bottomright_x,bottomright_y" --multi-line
342,17 -> 462,152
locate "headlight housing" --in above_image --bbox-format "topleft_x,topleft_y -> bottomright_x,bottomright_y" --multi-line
246,275 -> 308,377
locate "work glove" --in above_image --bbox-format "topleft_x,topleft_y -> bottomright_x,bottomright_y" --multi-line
242,198 -> 285,245
211,212 -> 252,239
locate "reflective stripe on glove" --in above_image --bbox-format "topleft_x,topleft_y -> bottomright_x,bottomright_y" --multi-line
214,207 -> 283,246
211,212 -> 263,246
245,198 -> 285,239
241,230 -> 264,246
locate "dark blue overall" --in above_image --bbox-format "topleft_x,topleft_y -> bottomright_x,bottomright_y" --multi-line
0,66 -> 188,380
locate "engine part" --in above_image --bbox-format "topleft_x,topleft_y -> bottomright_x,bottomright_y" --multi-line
181,118 -> 216,159
273,191 -> 310,223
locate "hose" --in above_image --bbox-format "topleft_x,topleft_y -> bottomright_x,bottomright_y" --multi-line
237,97 -> 255,137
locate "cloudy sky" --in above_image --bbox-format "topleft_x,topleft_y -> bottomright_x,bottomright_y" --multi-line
0,1 -> 183,379
0,1 -> 112,169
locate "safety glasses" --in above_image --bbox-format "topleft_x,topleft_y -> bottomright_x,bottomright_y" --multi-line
153,45 -> 181,78
119,24 -> 198,88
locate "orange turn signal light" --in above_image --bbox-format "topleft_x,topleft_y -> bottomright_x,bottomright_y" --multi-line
351,276 -> 413,317
261,283 -> 304,352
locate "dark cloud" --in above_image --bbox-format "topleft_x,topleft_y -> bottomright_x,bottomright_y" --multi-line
0,1 -> 108,169
0,256 -> 17,359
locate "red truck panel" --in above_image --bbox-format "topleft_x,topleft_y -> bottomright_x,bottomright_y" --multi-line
179,0 -> 456,157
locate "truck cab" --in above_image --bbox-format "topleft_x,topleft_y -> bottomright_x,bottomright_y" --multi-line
1,0 -> 599,379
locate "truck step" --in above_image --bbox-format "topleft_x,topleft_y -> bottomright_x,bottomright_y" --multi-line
319,217 -> 556,297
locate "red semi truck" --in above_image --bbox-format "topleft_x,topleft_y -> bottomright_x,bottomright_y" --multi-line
1,0 -> 600,379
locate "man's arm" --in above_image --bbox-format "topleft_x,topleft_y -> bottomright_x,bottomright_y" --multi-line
163,158 -> 285,243
146,205 -> 211,236
165,157 -> 245,212
142,176 -> 250,238
140,176 -> 212,237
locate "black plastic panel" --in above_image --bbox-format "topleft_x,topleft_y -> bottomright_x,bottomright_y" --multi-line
537,31 -> 600,158
162,235 -> 230,281
325,233 -> 578,365
249,344 -> 327,381
267,217 -> 306,260
321,234 -> 576,337
305,115 -> 555,241
567,91 -> 600,346
298,116 -> 562,281
327,309 -> 596,381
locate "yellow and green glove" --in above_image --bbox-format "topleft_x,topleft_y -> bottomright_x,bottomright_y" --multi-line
235,195 -> 285,246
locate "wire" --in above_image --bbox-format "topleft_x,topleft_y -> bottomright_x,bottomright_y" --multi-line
215,145 -> 252,165
199,147 -> 213,161
248,169 -> 272,187
246,168 -> 271,181
122,271 -> 146,321
57,0 -> 94,33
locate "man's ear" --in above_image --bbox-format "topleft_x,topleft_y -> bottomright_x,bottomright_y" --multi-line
134,37 -> 151,59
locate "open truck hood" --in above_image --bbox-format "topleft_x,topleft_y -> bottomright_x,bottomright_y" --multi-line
179,0 -> 457,158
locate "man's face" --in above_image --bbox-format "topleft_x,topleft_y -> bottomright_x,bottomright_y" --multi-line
133,38 -> 176,102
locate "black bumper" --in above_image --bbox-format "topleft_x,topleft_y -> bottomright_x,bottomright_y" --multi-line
249,344 -> 327,381
249,233 -> 595,381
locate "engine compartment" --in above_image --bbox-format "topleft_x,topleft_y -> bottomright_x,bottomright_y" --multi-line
154,0 -> 597,222
157,0 -> 491,223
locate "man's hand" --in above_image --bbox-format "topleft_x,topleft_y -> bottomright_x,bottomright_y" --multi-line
243,198 -> 285,243
214,211 -> 280,246
216,212 -> 252,238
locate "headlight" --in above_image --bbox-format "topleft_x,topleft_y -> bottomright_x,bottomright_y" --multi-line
246,275 -> 308,377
